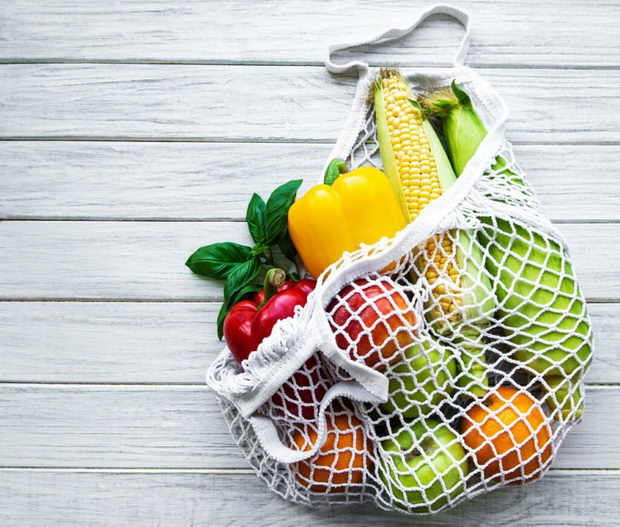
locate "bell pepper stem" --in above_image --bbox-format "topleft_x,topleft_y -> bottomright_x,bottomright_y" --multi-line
323,158 -> 348,186
262,268 -> 286,304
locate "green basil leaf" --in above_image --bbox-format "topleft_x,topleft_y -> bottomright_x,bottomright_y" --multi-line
216,302 -> 229,341
277,229 -> 297,264
216,282 -> 262,340
264,179 -> 303,245
217,258 -> 262,339
185,242 -> 252,279
246,193 -> 266,245
223,258 -> 261,300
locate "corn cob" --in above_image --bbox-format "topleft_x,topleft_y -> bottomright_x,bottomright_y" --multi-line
374,69 -> 495,398
420,82 -> 593,420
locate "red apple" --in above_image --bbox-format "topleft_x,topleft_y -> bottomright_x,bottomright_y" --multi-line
327,277 -> 416,370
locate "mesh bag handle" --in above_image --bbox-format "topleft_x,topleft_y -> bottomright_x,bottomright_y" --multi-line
322,4 -> 509,193
325,4 -> 471,74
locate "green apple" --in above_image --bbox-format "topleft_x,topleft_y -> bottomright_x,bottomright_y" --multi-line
381,338 -> 457,418
380,419 -> 468,513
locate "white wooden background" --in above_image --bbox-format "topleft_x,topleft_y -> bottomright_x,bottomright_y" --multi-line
1,1 -> 619,525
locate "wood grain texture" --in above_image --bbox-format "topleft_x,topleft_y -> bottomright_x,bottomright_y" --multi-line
0,302 -> 217,383
1,470 -> 619,527
0,384 -> 615,470
0,301 -> 617,384
1,65 -> 618,143
1,0 -> 619,68
1,0 -> 616,523
0,221 -> 617,301
1,142 -> 618,222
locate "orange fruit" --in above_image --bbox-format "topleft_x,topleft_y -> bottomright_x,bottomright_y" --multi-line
292,414 -> 371,493
461,386 -> 553,484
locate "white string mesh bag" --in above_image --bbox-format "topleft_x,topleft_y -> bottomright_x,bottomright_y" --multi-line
206,4 -> 593,516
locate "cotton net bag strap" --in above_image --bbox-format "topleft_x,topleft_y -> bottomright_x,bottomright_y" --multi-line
324,4 -> 471,173
325,3 -> 471,73
323,5 -> 509,217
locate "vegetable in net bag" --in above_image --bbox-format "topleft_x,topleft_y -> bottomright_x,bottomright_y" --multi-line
205,4 -> 593,515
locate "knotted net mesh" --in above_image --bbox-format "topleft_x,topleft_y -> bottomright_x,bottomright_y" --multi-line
209,74 -> 593,515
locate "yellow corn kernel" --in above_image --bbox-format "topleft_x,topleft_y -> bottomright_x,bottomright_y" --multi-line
375,69 -> 464,322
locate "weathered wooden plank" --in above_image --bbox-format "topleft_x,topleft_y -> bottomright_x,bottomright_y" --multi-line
0,221 -> 251,300
1,142 -> 617,222
0,221 -> 616,301
0,470 -> 618,527
587,304 -> 620,383
0,385 -> 615,470
0,65 -> 618,143
1,0 -> 618,68
0,302 -> 217,383
0,302 -> 616,384
0,141 -> 327,220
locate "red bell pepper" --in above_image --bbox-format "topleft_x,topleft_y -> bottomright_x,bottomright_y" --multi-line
224,269 -> 324,420
224,268 -> 316,365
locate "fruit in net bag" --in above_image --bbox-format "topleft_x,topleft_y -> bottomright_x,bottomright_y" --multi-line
269,353 -> 330,421
380,419 -> 468,512
380,337 -> 457,418
374,69 -> 496,398
461,386 -> 553,483
327,276 -> 417,370
292,413 -> 372,493
419,82 -> 593,420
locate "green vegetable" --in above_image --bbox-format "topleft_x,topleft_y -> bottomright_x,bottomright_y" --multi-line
420,82 -> 593,420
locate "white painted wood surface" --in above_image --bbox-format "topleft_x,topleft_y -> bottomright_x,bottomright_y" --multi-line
1,1 -> 618,525
1,142 -> 618,222
0,471 -> 619,526
1,471 -> 618,527
1,0 -> 618,68
1,65 -> 619,143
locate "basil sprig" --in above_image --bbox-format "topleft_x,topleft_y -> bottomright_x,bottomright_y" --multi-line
185,179 -> 303,338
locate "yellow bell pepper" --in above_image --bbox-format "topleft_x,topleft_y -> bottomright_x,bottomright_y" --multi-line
288,159 -> 408,278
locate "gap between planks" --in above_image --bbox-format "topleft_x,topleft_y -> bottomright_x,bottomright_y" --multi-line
0,60 -> 618,71
0,467 -> 253,474
1,297 -> 619,304
2,218 -> 620,224
0,382 -> 616,388
0,467 -> 616,475
2,137 -> 620,146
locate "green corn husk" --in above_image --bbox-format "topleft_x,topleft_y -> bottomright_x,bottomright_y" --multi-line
422,116 -> 495,397
420,82 -> 593,420
374,70 -> 496,398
